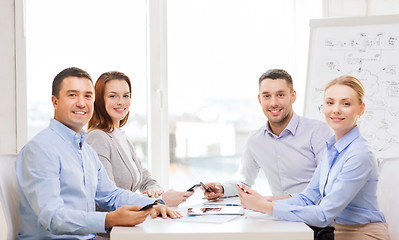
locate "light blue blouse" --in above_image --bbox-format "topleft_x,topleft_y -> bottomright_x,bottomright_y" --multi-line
273,126 -> 386,227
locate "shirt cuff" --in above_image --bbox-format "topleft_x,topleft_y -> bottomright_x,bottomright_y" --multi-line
222,183 -> 238,197
86,211 -> 108,233
272,201 -> 286,220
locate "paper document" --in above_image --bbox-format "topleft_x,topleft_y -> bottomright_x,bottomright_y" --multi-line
203,196 -> 241,206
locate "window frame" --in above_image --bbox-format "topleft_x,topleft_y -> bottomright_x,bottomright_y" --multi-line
147,0 -> 170,188
16,0 -> 27,153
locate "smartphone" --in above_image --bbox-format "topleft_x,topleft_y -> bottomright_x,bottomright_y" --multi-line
199,182 -> 214,193
187,183 -> 200,192
140,202 -> 157,211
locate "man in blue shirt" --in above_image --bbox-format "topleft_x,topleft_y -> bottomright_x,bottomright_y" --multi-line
205,69 -> 332,200
16,67 -> 180,239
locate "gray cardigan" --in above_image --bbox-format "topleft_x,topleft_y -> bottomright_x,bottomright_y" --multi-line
86,129 -> 162,192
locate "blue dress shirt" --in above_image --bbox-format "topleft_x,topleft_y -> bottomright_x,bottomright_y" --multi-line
223,113 -> 332,196
273,126 -> 386,227
16,119 -> 156,239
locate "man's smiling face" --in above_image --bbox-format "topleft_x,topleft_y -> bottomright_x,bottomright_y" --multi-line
258,78 -> 296,130
52,76 -> 94,133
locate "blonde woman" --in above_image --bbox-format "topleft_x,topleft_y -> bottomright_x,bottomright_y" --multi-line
237,75 -> 390,240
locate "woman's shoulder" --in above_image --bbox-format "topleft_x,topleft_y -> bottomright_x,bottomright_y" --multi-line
87,129 -> 113,143
346,136 -> 375,164
88,129 -> 109,137
351,135 -> 372,152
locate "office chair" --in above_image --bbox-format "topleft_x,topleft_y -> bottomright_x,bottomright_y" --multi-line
0,154 -> 20,240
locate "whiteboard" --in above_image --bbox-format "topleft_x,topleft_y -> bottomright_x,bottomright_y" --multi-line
304,15 -> 399,159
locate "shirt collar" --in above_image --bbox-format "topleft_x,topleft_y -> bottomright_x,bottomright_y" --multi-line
49,119 -> 87,149
326,125 -> 361,153
264,112 -> 299,137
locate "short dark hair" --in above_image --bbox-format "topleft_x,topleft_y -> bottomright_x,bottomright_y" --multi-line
52,67 -> 92,98
258,69 -> 293,91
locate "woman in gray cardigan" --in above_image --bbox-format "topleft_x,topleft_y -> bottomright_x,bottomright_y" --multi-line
87,71 -> 192,206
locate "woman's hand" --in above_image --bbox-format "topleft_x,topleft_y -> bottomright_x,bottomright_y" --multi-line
144,189 -> 164,198
236,184 -> 274,214
162,190 -> 193,207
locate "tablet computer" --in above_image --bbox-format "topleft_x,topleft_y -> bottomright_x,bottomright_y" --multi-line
187,207 -> 244,216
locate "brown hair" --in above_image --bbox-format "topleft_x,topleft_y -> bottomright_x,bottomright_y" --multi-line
325,75 -> 365,104
88,71 -> 132,132
258,69 -> 293,92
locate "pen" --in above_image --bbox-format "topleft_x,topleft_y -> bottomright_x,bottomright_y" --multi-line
200,181 -> 214,193
225,204 -> 240,206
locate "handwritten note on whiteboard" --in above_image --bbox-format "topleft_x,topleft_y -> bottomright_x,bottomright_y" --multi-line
305,16 -> 399,158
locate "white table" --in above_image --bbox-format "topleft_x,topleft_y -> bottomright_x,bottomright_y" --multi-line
111,210 -> 313,240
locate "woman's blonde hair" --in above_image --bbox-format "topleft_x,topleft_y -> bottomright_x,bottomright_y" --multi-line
325,75 -> 365,104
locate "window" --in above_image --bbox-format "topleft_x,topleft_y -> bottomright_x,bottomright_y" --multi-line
26,0 -> 149,163
167,0 -> 322,194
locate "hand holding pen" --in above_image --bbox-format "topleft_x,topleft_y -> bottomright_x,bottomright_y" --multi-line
200,182 -> 214,193
202,182 -> 224,200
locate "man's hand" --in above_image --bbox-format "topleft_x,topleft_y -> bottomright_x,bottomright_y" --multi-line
203,182 -> 224,200
162,190 -> 194,207
236,184 -> 273,214
105,205 -> 151,228
150,204 -> 182,219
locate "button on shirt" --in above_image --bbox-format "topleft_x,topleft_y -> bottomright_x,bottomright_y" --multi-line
223,113 -> 332,197
273,126 -> 386,227
16,119 -> 156,240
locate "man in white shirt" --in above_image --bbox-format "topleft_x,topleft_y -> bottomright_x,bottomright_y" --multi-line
205,69 -> 332,200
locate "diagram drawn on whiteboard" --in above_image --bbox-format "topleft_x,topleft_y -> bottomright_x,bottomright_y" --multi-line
305,20 -> 399,159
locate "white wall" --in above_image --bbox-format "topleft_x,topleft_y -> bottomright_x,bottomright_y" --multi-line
0,0 -> 26,155
0,0 -> 17,154
324,0 -> 399,17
